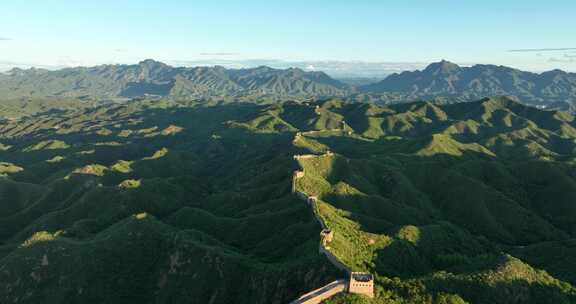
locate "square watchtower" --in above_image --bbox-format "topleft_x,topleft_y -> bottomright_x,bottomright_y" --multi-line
320,229 -> 334,246
348,272 -> 374,298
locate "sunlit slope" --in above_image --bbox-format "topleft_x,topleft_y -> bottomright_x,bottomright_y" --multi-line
1,97 -> 576,303
236,97 -> 576,303
0,104 -> 340,304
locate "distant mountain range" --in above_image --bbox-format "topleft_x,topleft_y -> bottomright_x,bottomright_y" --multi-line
1,59 -> 576,111
362,60 -> 576,110
0,59 -> 350,100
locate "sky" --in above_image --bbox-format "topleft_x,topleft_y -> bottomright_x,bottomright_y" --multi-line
1,0 -> 575,75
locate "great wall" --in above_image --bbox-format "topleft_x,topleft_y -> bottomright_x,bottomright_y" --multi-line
289,126 -> 374,303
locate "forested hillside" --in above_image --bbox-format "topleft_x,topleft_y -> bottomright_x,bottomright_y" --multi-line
0,97 -> 575,303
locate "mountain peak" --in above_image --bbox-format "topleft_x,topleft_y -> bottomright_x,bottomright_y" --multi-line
541,69 -> 568,78
424,60 -> 461,74
138,59 -> 170,69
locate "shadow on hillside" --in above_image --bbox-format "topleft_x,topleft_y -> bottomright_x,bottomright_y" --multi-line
1,103 -> 273,175
309,133 -> 496,160
0,104 -> 354,297
2,102 -> 575,302
0,104 -> 354,304
309,133 -> 575,235
372,252 -> 576,303
302,133 -> 576,289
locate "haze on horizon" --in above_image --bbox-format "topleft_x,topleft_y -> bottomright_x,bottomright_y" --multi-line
1,0 -> 576,76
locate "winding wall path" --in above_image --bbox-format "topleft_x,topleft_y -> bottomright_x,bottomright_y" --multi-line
289,280 -> 347,304
288,110 -> 374,303
289,146 -> 351,303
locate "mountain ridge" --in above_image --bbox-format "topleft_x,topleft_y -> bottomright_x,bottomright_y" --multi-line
0,59 -> 351,100
2,59 -> 576,115
361,60 -> 576,110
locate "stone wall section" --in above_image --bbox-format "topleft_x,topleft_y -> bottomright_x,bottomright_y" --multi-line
289,134 -> 374,303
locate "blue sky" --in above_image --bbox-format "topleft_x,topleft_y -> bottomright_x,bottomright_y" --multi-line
1,0 -> 575,74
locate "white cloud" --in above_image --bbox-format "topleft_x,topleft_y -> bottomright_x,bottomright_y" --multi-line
199,53 -> 240,56
168,59 -> 428,78
508,48 -> 576,52
548,57 -> 575,63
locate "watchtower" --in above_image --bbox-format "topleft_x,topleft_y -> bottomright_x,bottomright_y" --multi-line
294,170 -> 305,179
307,196 -> 318,205
348,272 -> 374,298
320,229 -> 334,246
292,170 -> 305,193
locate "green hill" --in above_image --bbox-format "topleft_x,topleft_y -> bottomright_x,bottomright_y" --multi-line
1,97 -> 576,303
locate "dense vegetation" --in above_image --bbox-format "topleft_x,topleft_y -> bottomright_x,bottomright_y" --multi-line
1,96 -> 576,303
239,97 -> 576,303
0,102 -> 341,303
